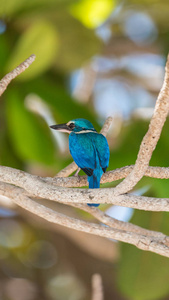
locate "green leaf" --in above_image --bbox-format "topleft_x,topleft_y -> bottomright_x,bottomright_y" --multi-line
6,20 -> 58,80
118,210 -> 169,300
5,89 -> 56,165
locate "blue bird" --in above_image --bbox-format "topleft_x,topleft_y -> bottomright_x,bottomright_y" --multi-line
50,119 -> 110,207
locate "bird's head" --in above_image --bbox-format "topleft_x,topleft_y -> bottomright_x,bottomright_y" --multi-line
50,118 -> 97,134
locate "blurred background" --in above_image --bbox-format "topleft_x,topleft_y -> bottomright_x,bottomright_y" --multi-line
0,0 -> 169,299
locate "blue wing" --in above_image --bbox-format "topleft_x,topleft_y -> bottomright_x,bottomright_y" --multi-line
94,133 -> 109,172
69,132 -> 109,207
69,132 -> 109,174
69,133 -> 96,173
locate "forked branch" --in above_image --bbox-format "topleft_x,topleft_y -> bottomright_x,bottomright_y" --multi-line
0,54 -> 169,258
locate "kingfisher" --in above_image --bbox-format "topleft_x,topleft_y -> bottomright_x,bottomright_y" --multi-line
50,118 -> 110,207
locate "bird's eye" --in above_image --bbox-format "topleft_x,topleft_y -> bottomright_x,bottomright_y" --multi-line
68,123 -> 75,129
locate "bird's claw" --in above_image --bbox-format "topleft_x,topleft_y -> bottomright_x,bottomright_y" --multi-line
75,167 -> 81,176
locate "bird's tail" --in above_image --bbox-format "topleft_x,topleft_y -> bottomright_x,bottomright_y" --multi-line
87,173 -> 101,207
88,174 -> 100,189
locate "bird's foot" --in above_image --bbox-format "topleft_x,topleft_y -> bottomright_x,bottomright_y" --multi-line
75,167 -> 81,177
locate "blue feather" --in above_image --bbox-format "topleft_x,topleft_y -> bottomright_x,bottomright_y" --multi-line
69,126 -> 109,207
87,150 -> 103,207
50,118 -> 110,207
87,174 -> 101,207
88,174 -> 100,189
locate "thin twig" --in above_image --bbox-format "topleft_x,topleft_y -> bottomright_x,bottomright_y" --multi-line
55,161 -> 78,178
0,54 -> 36,96
100,116 -> 113,136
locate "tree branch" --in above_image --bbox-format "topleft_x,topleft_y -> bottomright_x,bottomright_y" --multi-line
51,165 -> 169,187
0,54 -> 169,258
71,203 -> 166,238
55,161 -> 78,178
100,116 -> 113,136
113,54 -> 169,195
1,165 -> 169,210
0,54 -> 36,96
1,182 -> 169,258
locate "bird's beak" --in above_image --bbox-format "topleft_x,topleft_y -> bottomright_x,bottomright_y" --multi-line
50,123 -> 71,133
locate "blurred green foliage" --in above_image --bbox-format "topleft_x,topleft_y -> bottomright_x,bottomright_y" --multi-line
118,211 -> 169,300
6,20 -> 58,80
6,89 -> 56,165
111,119 -> 169,300
0,0 -> 102,170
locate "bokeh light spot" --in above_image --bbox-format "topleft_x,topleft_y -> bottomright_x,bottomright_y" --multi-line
47,273 -> 86,300
25,240 -> 58,269
70,0 -> 114,28
0,220 -> 25,248
122,11 -> 158,45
